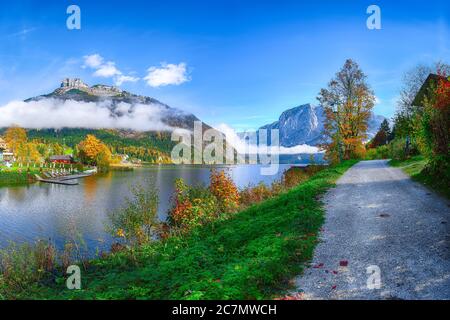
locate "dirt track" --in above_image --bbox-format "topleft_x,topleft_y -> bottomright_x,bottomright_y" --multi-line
295,160 -> 450,300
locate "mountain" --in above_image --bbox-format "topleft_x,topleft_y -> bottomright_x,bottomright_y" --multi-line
260,104 -> 325,147
366,113 -> 387,139
259,103 -> 386,147
26,78 -> 201,132
6,78 -> 232,163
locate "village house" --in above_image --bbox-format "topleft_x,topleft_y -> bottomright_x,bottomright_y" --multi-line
116,154 -> 130,163
49,155 -> 74,164
0,137 -> 14,164
0,138 -> 6,162
412,73 -> 450,106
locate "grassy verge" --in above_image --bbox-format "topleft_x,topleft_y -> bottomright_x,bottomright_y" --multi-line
3,160 -> 357,300
389,156 -> 449,199
0,170 -> 36,187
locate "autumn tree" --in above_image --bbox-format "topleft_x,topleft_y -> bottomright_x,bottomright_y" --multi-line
394,62 -> 450,140
416,69 -> 450,177
210,170 -> 240,214
369,130 -> 387,149
2,127 -> 46,164
77,134 -> 112,169
16,142 -> 42,164
50,143 -> 65,156
379,119 -> 391,139
96,148 -> 113,170
318,59 -> 375,162
5,126 -> 27,152
369,119 -> 391,148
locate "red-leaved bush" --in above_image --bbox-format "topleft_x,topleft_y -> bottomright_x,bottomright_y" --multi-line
168,170 -> 240,234
210,169 -> 240,214
435,71 -> 450,110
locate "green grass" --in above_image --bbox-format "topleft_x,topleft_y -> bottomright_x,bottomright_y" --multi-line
389,156 -> 449,199
3,160 -> 357,300
0,169 -> 37,187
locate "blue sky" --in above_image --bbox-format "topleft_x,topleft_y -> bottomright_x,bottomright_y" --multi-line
0,0 -> 449,130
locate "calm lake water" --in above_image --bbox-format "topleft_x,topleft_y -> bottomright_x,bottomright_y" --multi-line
0,163 -> 303,254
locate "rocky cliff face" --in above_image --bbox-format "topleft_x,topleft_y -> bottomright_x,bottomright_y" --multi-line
259,104 -> 386,147
56,78 -> 123,97
367,113 -> 387,139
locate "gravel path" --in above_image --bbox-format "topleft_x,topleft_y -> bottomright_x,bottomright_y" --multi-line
295,160 -> 450,300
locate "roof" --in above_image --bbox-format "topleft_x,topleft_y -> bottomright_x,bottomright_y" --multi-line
412,73 -> 450,107
49,155 -> 73,161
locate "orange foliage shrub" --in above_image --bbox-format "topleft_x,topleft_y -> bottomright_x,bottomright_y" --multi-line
168,179 -> 198,232
210,170 -> 240,214
168,166 -> 325,235
239,183 -> 273,207
282,167 -> 310,189
239,165 -> 325,208
283,166 -> 324,188
170,198 -> 195,230
168,172 -> 240,233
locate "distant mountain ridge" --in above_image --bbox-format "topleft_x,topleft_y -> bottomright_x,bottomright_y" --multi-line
26,78 -> 201,131
11,78 -> 233,163
258,103 -> 386,147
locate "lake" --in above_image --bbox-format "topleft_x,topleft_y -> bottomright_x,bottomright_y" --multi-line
0,163 -> 306,254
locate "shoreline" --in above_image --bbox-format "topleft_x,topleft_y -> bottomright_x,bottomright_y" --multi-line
0,160 -> 357,299
0,170 -> 37,187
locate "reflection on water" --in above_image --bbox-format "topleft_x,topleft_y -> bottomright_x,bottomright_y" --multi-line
0,164 -> 294,254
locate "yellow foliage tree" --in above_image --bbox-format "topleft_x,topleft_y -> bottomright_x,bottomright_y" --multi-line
16,142 -> 42,164
318,59 -> 375,163
5,126 -> 27,153
77,134 -> 112,169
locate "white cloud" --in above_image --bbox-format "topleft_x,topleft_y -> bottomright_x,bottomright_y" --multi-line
115,74 -> 139,86
6,27 -> 37,38
278,144 -> 322,154
0,98 -> 176,132
82,55 -> 188,88
83,54 -> 104,69
215,123 -> 321,155
83,54 -> 139,86
93,61 -> 121,78
374,96 -> 382,105
144,62 -> 190,87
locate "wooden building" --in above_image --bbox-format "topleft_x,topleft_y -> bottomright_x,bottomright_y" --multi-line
49,155 -> 74,164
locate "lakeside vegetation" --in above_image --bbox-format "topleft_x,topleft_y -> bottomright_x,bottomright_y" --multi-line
389,156 -> 449,199
364,62 -> 449,198
25,128 -> 174,163
0,170 -> 36,186
0,127 -> 173,185
0,126 -> 168,186
0,160 -> 356,299
317,59 -> 448,202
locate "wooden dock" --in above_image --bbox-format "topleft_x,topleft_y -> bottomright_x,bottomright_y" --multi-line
34,175 -> 79,185
58,173 -> 92,181
34,172 -> 93,186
